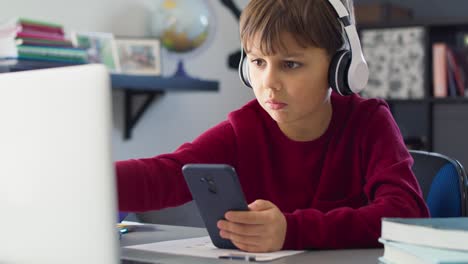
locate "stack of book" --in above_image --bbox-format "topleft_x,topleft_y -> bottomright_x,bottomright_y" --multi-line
0,17 -> 87,64
379,217 -> 468,264
433,39 -> 468,98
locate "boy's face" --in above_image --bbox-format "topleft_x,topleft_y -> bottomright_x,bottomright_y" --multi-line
246,32 -> 331,127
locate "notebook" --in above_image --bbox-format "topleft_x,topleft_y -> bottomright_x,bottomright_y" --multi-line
379,238 -> 468,264
0,64 -> 127,264
381,217 -> 468,251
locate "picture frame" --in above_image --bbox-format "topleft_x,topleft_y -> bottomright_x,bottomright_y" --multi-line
360,26 -> 427,99
71,31 -> 120,72
114,38 -> 161,76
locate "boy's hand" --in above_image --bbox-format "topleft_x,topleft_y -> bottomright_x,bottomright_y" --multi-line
217,199 -> 287,252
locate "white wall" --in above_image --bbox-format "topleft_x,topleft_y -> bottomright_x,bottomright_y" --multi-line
0,0 -> 254,160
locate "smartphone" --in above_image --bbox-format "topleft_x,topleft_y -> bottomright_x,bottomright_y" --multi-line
182,164 -> 249,249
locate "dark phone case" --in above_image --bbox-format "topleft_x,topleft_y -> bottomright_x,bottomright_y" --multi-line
182,164 -> 249,249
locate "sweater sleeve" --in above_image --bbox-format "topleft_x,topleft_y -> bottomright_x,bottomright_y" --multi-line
282,103 -> 429,250
116,121 -> 237,212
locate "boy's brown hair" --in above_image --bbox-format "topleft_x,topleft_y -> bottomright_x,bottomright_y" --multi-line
239,0 -> 355,57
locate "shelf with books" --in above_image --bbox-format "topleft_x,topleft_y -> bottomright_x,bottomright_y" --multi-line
359,18 -> 468,100
0,17 -> 85,63
0,59 -> 219,140
358,19 -> 468,168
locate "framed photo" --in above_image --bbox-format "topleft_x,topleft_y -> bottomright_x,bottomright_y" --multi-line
115,38 -> 161,76
360,26 -> 426,99
71,32 -> 120,72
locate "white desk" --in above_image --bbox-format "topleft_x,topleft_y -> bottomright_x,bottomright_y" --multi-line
120,223 -> 383,263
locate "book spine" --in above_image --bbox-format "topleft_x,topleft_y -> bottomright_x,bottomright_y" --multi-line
17,45 -> 87,61
446,56 -> 457,97
18,54 -> 86,63
18,45 -> 87,55
433,43 -> 448,98
17,18 -> 62,29
15,38 -> 73,47
16,31 -> 67,42
446,47 -> 465,96
20,28 -> 63,38
20,23 -> 64,35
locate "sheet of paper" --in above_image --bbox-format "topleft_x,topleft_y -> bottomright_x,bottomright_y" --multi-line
121,221 -> 144,225
124,236 -> 305,262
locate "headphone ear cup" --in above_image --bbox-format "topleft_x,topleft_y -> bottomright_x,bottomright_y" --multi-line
328,50 -> 353,95
239,53 -> 252,88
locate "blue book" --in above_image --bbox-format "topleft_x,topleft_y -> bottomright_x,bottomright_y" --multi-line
381,217 -> 468,251
446,48 -> 459,97
379,238 -> 468,264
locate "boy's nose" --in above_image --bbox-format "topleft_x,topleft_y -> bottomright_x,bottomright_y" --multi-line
262,67 -> 282,91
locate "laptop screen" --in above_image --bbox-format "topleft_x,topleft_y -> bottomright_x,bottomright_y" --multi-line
0,65 -> 119,264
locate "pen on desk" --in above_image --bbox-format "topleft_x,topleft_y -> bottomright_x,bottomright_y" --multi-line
117,224 -> 136,234
119,227 -> 130,234
218,254 -> 256,261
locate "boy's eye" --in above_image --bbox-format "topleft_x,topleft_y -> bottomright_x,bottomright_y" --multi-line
283,61 -> 300,69
251,59 -> 265,67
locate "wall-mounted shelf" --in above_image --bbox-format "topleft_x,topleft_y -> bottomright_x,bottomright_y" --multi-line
110,74 -> 218,139
0,59 -> 219,140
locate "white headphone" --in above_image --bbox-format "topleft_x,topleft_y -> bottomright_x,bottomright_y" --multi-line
239,0 -> 369,96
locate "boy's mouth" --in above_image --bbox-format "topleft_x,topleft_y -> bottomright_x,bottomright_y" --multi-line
266,99 -> 287,110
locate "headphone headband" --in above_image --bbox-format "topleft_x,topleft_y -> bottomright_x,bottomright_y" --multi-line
327,0 -> 351,18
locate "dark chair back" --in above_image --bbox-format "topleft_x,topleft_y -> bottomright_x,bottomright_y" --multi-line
409,150 -> 468,217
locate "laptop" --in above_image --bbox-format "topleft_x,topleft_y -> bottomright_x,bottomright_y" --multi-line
0,64 -> 148,264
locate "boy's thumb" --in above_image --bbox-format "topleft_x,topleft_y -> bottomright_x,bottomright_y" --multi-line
248,199 -> 270,210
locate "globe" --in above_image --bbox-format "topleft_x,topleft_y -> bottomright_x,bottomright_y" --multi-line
150,0 -> 212,54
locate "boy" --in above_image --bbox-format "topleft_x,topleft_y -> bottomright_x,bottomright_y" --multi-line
116,0 -> 429,253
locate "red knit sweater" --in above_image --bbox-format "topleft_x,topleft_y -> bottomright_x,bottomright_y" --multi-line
116,93 -> 429,250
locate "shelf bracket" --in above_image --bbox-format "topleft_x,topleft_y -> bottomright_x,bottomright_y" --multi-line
124,90 -> 163,140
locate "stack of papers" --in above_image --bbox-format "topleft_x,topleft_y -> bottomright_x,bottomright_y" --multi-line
125,236 -> 305,262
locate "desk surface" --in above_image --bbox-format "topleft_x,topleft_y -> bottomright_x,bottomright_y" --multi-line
120,224 -> 383,264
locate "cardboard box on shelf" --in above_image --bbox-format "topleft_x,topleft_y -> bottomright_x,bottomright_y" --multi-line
355,3 -> 413,24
